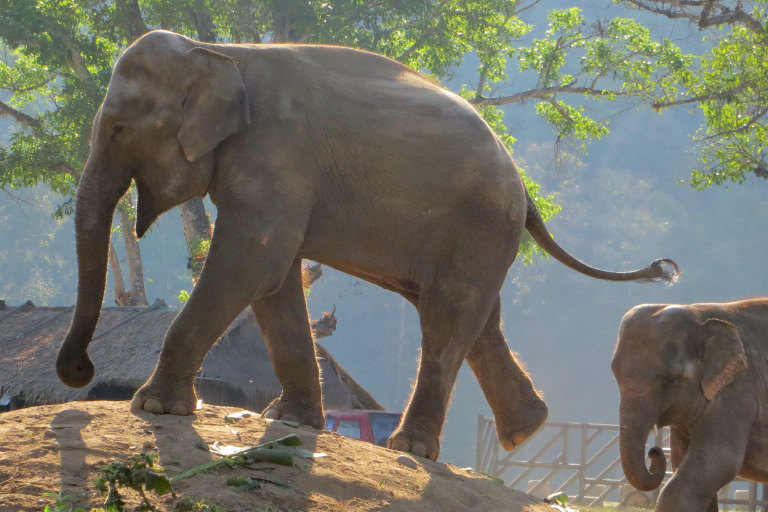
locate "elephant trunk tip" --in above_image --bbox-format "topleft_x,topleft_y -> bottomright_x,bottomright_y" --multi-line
627,445 -> 667,492
56,347 -> 95,388
636,258 -> 681,286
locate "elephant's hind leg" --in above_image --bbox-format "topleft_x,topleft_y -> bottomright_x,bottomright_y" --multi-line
465,298 -> 548,450
252,259 -> 324,429
387,277 -> 502,460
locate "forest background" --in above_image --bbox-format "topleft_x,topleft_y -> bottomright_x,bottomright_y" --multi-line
2,0 -> 767,469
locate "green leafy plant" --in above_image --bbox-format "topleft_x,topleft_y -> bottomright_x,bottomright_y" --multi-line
42,491 -> 112,512
43,492 -> 88,512
93,453 -> 172,512
178,290 -> 190,304
173,497 -> 227,512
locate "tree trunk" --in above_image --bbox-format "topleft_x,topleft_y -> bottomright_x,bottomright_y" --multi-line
190,0 -> 217,42
108,243 -> 131,306
118,195 -> 148,306
115,0 -> 148,39
179,199 -> 212,283
270,0 -> 314,42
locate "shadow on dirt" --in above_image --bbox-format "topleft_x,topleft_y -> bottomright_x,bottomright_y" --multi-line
51,409 -> 93,498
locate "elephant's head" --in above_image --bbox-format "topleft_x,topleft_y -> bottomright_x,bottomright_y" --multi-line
610,303 -> 748,491
57,30 -> 250,388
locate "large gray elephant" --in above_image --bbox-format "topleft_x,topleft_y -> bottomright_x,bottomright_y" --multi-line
57,30 -> 678,461
612,299 -> 768,511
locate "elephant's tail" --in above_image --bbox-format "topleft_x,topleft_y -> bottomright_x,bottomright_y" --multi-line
524,189 -> 680,283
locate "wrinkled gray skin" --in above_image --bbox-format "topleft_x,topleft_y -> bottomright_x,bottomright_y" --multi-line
57,30 -> 679,461
612,299 -> 768,512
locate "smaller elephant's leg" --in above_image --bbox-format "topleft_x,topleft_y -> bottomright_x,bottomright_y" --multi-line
252,260 -> 323,429
465,298 -> 547,450
131,211 -> 301,415
656,419 -> 749,512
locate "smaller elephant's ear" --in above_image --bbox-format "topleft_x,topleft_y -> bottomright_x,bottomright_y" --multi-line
700,318 -> 748,400
178,47 -> 250,162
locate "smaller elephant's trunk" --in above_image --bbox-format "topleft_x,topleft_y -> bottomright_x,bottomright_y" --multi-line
619,404 -> 667,492
57,159 -> 132,388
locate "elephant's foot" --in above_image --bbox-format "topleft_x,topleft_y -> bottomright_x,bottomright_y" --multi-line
494,398 -> 548,451
130,378 -> 197,416
261,396 -> 324,429
387,421 -> 440,460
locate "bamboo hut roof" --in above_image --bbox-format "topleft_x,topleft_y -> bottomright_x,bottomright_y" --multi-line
0,300 -> 382,412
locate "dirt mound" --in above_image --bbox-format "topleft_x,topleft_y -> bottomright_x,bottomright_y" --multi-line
0,401 -> 554,512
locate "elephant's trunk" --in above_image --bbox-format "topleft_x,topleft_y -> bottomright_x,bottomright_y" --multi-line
56,160 -> 132,388
619,401 -> 667,492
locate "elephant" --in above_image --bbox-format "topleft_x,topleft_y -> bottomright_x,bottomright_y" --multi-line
611,299 -> 768,512
56,30 -> 679,461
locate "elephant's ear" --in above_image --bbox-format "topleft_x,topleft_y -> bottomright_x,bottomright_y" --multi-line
700,318 -> 748,400
178,48 -> 250,163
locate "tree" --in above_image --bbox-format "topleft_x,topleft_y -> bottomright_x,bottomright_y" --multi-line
615,0 -> 768,188
1,0 -> 726,297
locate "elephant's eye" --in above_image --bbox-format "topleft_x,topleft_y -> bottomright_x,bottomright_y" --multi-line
110,123 -> 132,144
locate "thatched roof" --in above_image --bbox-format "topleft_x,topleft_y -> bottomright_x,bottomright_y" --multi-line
0,300 -> 382,413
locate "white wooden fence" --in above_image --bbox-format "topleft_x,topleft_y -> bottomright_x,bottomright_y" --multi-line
476,417 -> 768,510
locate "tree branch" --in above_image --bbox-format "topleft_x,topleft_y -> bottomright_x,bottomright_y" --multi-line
469,85 -> 630,106
0,99 -> 39,128
8,73 -> 60,94
624,0 -> 765,32
67,45 -> 92,83
651,82 -> 751,108
698,7 -> 765,32
702,106 -> 768,139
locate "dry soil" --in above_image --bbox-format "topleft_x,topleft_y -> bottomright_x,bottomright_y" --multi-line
0,401 -> 558,512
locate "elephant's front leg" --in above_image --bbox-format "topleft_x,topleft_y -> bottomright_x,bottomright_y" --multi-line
656,419 -> 748,512
252,260 -> 324,429
131,210 -> 301,415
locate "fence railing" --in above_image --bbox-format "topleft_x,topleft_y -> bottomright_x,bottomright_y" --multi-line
476,417 -> 768,510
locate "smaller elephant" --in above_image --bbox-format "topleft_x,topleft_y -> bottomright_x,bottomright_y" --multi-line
611,299 -> 768,512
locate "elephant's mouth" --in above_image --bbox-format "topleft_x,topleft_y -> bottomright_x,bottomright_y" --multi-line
135,184 -> 161,238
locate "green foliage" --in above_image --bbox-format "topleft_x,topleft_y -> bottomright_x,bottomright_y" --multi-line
42,491 -> 103,512
617,0 -> 768,187
4,0 -> 764,290
513,8 -> 694,151
173,497 -> 227,512
93,453 -> 172,512
0,0 -> 568,268
690,21 -> 768,187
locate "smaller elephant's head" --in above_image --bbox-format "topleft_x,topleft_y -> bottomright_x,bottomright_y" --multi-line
57,30 -> 250,389
610,303 -> 748,491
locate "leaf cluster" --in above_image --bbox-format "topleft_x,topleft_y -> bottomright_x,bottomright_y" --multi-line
620,0 -> 768,186
93,453 -> 172,512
